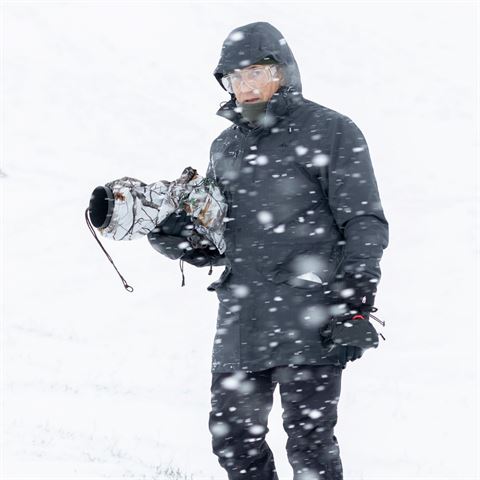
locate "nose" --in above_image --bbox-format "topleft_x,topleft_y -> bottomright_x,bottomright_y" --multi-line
239,78 -> 251,93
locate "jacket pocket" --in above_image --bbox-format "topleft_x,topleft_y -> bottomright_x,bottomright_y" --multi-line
207,264 -> 232,291
255,244 -> 333,293
282,271 -> 326,292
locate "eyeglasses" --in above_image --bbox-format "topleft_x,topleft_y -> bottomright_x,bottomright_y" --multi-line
221,64 -> 281,94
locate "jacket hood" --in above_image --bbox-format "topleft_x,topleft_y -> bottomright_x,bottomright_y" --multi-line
213,22 -> 302,96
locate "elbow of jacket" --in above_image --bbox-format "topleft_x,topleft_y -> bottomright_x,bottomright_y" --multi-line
342,213 -> 389,249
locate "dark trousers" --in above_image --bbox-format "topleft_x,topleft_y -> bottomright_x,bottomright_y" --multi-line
208,365 -> 343,480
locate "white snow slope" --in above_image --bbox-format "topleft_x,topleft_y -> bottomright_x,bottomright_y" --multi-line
2,2 -> 478,479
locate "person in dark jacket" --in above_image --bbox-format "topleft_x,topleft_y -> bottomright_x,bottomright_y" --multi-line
148,21 -> 389,480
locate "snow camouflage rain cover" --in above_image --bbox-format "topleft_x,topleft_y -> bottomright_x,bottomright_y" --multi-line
98,166 -> 228,254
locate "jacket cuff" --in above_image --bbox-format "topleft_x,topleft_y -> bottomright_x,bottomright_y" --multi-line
330,273 -> 376,312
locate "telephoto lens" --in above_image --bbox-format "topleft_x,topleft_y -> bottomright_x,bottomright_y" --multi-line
88,185 -> 115,229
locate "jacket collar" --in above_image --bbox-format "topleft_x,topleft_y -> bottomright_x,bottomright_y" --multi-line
215,86 -> 303,134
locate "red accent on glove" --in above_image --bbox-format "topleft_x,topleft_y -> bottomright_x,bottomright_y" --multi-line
352,314 -> 365,320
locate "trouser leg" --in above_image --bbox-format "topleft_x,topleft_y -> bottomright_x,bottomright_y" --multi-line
274,365 -> 344,480
208,369 -> 279,480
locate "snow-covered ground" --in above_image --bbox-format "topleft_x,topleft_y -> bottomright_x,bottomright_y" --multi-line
2,2 -> 478,479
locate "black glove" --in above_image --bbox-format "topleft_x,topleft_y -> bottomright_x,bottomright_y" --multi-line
345,346 -> 364,362
320,310 -> 376,366
321,273 -> 380,352
320,319 -> 365,363
157,210 -> 194,238
146,210 -> 195,261
147,210 -> 226,267
328,309 -> 379,350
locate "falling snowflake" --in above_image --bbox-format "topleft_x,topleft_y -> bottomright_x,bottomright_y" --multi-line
210,422 -> 230,436
248,425 -> 266,435
257,210 -> 273,224
295,145 -> 308,156
312,154 -> 330,167
230,31 -> 245,41
340,288 -> 355,298
232,284 -> 250,298
221,371 -> 246,390
256,155 -> 269,165
299,305 -> 329,329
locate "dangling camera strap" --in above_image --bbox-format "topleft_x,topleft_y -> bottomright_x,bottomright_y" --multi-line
85,207 -> 134,292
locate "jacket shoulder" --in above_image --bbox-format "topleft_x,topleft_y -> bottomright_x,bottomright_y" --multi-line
304,100 -> 366,132
296,100 -> 370,150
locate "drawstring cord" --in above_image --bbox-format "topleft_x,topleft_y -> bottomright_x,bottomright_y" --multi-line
370,313 -> 385,327
361,306 -> 385,327
360,305 -> 386,342
84,207 -> 134,292
178,254 -> 215,287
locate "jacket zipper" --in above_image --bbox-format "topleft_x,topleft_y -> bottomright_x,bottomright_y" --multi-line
231,129 -> 253,246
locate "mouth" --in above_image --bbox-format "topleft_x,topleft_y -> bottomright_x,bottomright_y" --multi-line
244,97 -> 261,103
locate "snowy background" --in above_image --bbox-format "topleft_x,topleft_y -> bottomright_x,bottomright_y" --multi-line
2,1 -> 478,479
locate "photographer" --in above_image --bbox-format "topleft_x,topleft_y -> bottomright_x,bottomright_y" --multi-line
148,21 -> 389,480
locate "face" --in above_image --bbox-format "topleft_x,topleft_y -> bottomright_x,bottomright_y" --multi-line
227,64 -> 283,104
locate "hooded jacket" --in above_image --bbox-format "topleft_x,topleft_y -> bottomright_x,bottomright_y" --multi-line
148,22 -> 389,373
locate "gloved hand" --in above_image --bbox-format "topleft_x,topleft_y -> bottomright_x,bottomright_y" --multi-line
327,273 -> 380,349
328,309 -> 379,350
320,309 -> 376,365
320,317 -> 366,363
156,210 -> 194,237
147,210 -> 195,261
320,273 -> 380,361
155,210 -> 216,250
345,346 -> 364,362
148,210 -> 226,268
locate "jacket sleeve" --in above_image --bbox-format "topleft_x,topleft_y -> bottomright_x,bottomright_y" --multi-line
327,115 -> 389,306
146,154 -> 227,268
